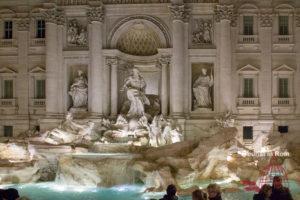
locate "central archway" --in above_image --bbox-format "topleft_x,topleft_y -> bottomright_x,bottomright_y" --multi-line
107,15 -> 171,52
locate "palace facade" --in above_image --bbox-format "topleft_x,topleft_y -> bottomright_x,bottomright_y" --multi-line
0,0 -> 299,147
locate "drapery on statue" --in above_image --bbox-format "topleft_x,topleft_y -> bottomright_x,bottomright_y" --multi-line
121,68 -> 150,118
69,70 -> 88,108
193,68 -> 214,109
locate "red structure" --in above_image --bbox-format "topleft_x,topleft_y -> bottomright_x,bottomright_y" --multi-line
241,152 -> 289,192
258,152 -> 289,188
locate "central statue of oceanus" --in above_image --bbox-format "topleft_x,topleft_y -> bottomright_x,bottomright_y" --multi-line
121,68 -> 150,118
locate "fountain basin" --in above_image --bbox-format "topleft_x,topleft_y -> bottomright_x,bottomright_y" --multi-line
1,181 -> 299,200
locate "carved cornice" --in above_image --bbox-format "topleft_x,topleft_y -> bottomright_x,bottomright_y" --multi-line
17,18 -> 30,31
169,4 -> 190,22
87,6 -> 105,23
41,8 -> 65,25
215,4 -> 234,22
259,12 -> 273,27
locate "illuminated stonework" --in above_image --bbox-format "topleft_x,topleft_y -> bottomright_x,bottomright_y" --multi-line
116,23 -> 161,56
0,0 -> 299,151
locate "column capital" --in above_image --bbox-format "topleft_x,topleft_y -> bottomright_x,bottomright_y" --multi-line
87,6 -> 105,23
158,55 -> 171,67
106,56 -> 118,66
169,4 -> 190,22
17,18 -> 30,31
215,4 -> 234,22
259,12 -> 273,27
295,15 -> 300,27
41,8 -> 65,25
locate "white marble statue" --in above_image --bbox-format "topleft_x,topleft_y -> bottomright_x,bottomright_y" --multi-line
193,68 -> 214,109
69,70 -> 88,108
161,120 -> 183,145
67,19 -> 87,46
43,112 -> 95,145
192,19 -> 213,45
149,116 -> 162,147
121,68 -> 150,118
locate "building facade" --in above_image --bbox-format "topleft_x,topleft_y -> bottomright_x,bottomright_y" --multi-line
0,0 -> 299,146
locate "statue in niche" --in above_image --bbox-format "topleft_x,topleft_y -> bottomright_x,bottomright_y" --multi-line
121,68 -> 150,118
193,68 -> 214,110
69,70 -> 88,108
192,19 -> 213,45
67,19 -> 87,46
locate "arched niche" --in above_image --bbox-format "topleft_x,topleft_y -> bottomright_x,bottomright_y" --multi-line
108,15 -> 171,50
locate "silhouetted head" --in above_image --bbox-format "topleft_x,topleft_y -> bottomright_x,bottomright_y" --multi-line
3,188 -> 19,200
192,189 -> 207,200
259,184 -> 272,198
207,183 -> 221,199
166,184 -> 177,196
273,176 -> 283,189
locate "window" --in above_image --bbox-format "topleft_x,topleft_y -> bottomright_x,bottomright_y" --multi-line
3,80 -> 13,99
4,21 -> 13,39
243,126 -> 253,140
36,20 -> 45,38
278,126 -> 288,134
243,78 -> 253,97
279,16 -> 289,35
279,78 -> 288,98
3,126 -> 13,137
35,79 -> 45,99
243,16 -> 254,35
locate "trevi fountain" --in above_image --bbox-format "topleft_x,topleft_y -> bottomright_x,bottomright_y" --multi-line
0,66 -> 299,200
0,0 -> 300,199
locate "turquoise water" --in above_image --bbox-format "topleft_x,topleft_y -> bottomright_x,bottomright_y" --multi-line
1,181 -> 299,200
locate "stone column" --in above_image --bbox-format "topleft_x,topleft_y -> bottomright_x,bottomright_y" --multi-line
259,12 -> 273,117
159,56 -> 171,116
16,18 -> 30,116
106,57 -> 118,117
215,5 -> 233,112
169,3 -> 189,117
87,6 -> 104,116
57,18 -> 65,114
43,9 -> 63,115
295,16 -> 300,115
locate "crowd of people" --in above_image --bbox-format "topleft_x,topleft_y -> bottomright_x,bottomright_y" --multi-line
253,176 -> 294,200
158,176 -> 293,200
158,183 -> 222,200
0,176 -> 294,200
0,188 -> 28,200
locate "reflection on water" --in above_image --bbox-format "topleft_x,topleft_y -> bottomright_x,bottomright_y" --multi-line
0,181 -> 299,200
